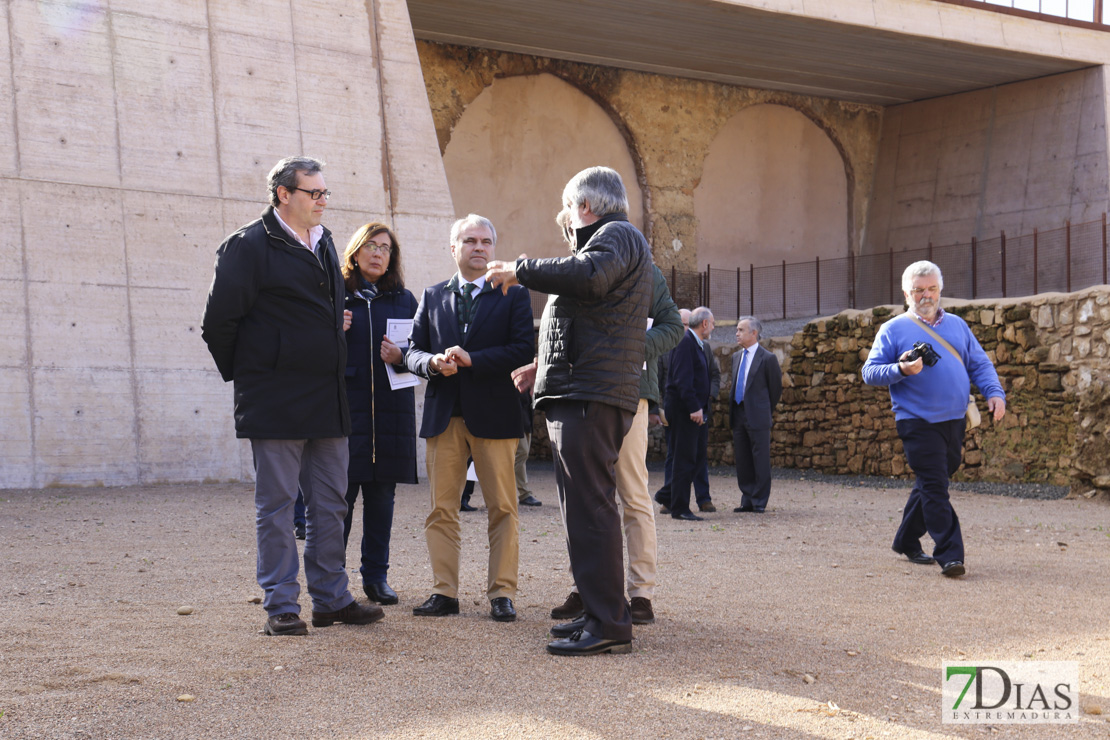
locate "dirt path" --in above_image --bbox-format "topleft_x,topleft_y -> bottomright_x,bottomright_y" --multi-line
1,471 -> 1107,738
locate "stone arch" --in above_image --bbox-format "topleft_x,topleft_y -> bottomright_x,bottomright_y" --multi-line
694,103 -> 850,271
442,73 -> 644,260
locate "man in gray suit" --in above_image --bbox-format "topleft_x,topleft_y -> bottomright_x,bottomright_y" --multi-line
729,316 -> 783,513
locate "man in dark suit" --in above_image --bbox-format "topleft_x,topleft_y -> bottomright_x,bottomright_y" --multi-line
664,307 -> 715,521
729,316 -> 783,513
201,157 -> 382,636
405,214 -> 534,622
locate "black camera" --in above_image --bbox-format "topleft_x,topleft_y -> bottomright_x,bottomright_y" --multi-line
904,341 -> 940,367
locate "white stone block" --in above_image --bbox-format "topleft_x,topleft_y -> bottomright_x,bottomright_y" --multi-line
11,0 -> 120,187
0,367 -> 33,488
294,46 -> 390,215
130,286 -> 212,372
799,0 -> 875,26
122,191 -> 228,292
29,282 -> 132,370
873,0 -> 943,36
392,211 -> 459,294
135,368 -> 241,482
373,0 -> 423,65
0,179 -> 23,281
207,0 -> 292,41
112,13 -> 220,195
222,199 -> 267,238
210,32 -> 301,200
22,182 -> 126,285
0,278 -> 27,367
32,366 -> 139,487
109,0 -> 207,27
291,0 -> 373,56
0,7 -> 17,177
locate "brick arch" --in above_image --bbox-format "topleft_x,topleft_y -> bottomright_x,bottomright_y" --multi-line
694,102 -> 851,272
440,71 -> 649,254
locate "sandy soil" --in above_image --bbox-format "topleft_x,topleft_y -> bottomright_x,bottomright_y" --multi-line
1,469 -> 1108,739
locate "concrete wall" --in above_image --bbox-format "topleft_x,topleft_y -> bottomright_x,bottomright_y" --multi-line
1,0 -> 454,488
442,73 -> 644,262
864,67 -> 1110,255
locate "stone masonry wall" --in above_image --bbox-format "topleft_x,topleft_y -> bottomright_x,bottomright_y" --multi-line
713,287 -> 1110,498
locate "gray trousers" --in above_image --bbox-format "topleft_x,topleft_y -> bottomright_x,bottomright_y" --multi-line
251,438 -> 354,616
546,400 -> 633,641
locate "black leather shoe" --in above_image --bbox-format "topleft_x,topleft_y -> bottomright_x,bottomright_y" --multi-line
519,495 -> 542,507
653,491 -> 669,506
490,597 -> 517,622
363,581 -> 399,605
550,616 -> 587,638
459,500 -> 477,512
311,600 -> 384,627
413,594 -> 459,617
893,547 -> 934,565
550,591 -> 584,620
941,561 -> 967,577
264,612 -> 307,636
546,629 -> 633,656
671,512 -> 703,521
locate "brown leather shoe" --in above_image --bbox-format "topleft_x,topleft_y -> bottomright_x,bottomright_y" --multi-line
264,612 -> 307,636
311,600 -> 384,627
630,597 -> 655,625
550,591 -> 584,620
699,502 -> 717,512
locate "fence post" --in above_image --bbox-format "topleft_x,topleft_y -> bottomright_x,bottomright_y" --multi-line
1000,230 -> 1006,298
736,267 -> 741,321
1033,228 -> 1038,295
888,248 -> 894,305
1103,212 -> 1107,285
705,263 -> 711,308
849,251 -> 856,309
670,265 -> 676,300
781,260 -> 787,319
749,263 -> 754,315
815,256 -> 821,315
927,241 -> 933,262
971,236 -> 978,299
1066,220 -> 1072,292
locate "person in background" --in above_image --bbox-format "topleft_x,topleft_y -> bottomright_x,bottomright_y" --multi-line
729,316 -> 783,514
339,222 -> 419,606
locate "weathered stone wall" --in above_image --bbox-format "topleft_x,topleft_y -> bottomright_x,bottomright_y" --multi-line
415,41 -> 883,275
700,287 -> 1110,498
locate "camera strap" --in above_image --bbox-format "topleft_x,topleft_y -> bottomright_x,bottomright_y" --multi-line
908,315 -> 981,428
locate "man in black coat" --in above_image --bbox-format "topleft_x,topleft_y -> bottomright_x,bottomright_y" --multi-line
664,307 -> 715,521
405,214 -> 534,623
729,316 -> 783,513
201,157 -> 381,636
486,166 -> 652,656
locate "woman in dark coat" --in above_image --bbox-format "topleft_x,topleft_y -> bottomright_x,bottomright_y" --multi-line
340,222 -> 419,605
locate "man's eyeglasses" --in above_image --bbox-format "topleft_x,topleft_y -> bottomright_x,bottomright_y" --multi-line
909,286 -> 939,297
290,187 -> 331,201
362,243 -> 392,254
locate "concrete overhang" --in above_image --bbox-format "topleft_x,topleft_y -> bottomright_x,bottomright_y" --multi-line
406,0 -> 1105,105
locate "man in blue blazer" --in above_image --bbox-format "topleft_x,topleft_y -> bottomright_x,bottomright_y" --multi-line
663,307 -> 715,521
729,316 -> 783,513
405,214 -> 534,623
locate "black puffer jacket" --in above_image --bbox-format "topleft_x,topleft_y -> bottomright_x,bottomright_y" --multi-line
201,207 -> 350,439
515,213 -> 653,414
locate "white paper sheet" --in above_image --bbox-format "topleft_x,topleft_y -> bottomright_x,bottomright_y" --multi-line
384,319 -> 419,390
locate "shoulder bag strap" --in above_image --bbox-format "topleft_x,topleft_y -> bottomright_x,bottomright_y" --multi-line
908,315 -> 964,368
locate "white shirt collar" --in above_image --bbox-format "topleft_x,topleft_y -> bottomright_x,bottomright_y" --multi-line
456,274 -> 486,293
274,209 -> 323,252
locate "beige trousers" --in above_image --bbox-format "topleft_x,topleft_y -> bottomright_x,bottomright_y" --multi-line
425,417 -> 519,600
569,398 -> 657,600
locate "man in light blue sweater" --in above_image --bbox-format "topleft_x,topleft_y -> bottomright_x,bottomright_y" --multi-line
862,261 -> 1006,578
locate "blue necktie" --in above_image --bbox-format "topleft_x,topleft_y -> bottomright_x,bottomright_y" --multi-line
734,349 -> 749,404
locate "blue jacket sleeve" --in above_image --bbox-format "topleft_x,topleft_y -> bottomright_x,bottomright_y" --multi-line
861,321 -> 907,388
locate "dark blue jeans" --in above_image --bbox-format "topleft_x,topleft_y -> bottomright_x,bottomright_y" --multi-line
893,417 -> 966,564
342,480 -> 397,584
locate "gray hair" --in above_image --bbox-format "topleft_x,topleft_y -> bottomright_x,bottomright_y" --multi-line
901,260 -> 944,293
562,166 -> 629,218
450,214 -> 497,246
689,306 -> 713,329
738,315 -> 763,338
267,156 -> 324,207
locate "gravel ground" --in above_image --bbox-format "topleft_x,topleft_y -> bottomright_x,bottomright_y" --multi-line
1,471 -> 1108,739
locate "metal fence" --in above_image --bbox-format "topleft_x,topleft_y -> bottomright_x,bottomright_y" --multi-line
670,214 -> 1109,322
